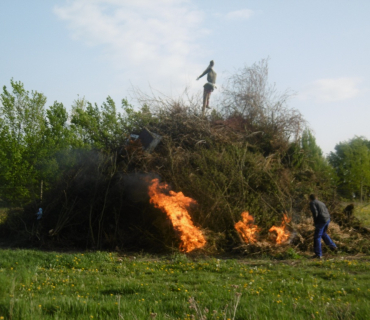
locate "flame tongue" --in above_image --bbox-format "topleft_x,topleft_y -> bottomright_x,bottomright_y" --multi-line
148,178 -> 206,252
269,214 -> 291,244
235,212 -> 259,243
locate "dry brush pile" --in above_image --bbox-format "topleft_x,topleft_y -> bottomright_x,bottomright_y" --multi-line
2,60 -> 369,255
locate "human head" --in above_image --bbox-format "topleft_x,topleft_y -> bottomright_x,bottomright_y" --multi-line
210,60 -> 214,67
309,194 -> 316,201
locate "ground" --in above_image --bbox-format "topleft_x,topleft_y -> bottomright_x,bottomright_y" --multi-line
0,249 -> 369,320
0,202 -> 369,319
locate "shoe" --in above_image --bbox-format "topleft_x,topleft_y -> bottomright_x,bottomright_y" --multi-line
329,246 -> 338,252
311,255 -> 322,259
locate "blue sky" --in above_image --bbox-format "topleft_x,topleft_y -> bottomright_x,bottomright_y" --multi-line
1,0 -> 369,154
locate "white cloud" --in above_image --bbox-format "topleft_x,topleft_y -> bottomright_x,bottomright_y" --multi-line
299,77 -> 362,102
224,9 -> 254,20
54,0 -> 209,95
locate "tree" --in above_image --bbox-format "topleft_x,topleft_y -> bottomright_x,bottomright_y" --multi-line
70,96 -> 155,151
120,99 -> 155,133
70,96 -> 126,150
0,80 -> 47,204
329,137 -> 370,201
300,129 -> 330,171
36,101 -> 81,190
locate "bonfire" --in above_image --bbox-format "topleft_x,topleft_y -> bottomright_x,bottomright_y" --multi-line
148,178 -> 206,252
269,214 -> 291,244
235,212 -> 260,244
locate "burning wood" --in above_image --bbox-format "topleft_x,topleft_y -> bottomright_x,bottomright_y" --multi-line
269,214 -> 291,244
148,178 -> 206,252
235,212 -> 259,244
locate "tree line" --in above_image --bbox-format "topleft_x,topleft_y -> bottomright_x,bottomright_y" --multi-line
0,79 -> 152,206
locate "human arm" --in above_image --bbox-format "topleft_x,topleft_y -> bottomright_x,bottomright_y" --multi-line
196,67 -> 210,80
309,202 -> 318,224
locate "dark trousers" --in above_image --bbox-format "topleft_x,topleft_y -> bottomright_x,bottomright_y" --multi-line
314,219 -> 337,257
202,85 -> 213,115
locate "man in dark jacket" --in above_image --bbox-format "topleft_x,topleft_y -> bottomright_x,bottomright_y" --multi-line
309,194 -> 337,258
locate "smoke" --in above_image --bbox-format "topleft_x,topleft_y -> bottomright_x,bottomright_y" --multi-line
121,173 -> 161,203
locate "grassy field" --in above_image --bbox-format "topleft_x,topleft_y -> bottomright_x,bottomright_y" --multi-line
0,250 -> 369,319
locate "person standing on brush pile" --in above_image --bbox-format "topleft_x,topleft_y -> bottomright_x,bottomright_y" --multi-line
309,194 -> 338,258
196,60 -> 217,115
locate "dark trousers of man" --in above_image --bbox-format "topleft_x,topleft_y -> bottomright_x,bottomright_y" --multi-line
202,85 -> 213,115
314,219 -> 337,257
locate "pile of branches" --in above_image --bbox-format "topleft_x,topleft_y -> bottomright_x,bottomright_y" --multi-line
3,60 -> 368,254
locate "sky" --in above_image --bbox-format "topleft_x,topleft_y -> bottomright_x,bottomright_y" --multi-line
1,0 -> 369,155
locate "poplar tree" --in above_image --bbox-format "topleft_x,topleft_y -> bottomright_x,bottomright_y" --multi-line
329,137 -> 370,202
0,80 -> 47,204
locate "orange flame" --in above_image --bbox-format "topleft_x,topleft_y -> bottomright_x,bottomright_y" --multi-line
269,214 -> 291,244
148,178 -> 206,252
235,212 -> 259,244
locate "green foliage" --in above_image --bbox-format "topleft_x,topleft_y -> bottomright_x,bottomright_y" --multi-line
0,80 -> 47,204
37,102 -> 80,190
121,99 -> 156,133
70,96 -> 120,150
69,97 -> 155,150
292,129 -> 338,198
301,129 -> 325,170
275,248 -> 303,260
354,202 -> 370,227
0,80 -> 153,206
329,137 -> 370,201
45,101 -> 74,149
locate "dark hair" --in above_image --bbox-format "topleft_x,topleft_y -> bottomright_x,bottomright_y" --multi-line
210,60 -> 214,66
309,194 -> 316,201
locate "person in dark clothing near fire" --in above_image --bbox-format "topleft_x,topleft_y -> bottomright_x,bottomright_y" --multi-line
309,194 -> 337,258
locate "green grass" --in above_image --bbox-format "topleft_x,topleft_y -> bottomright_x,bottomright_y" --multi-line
0,250 -> 370,319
